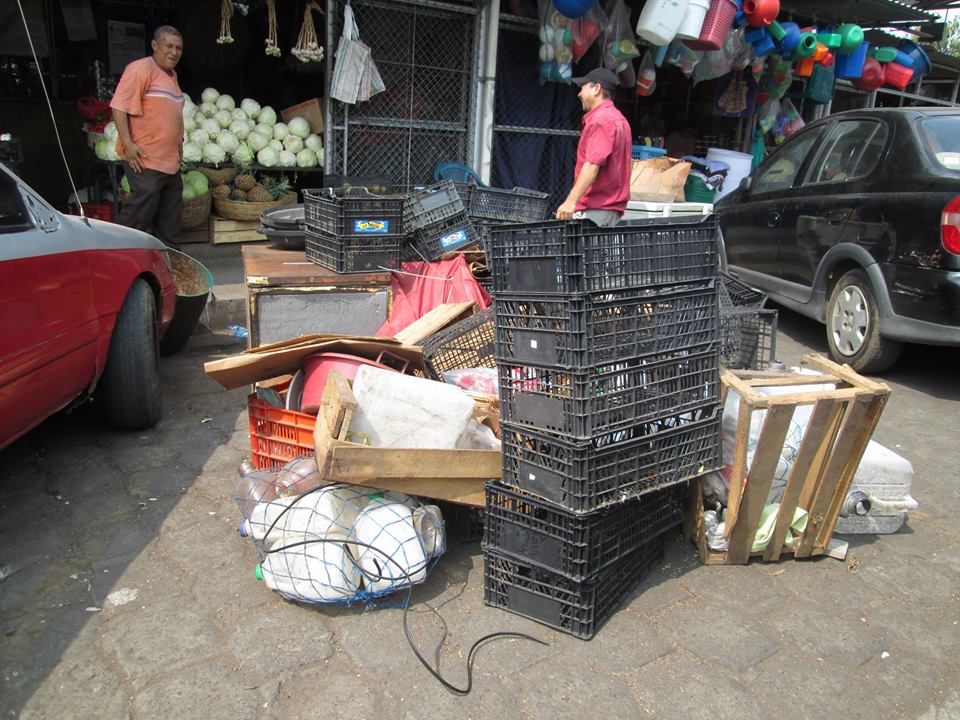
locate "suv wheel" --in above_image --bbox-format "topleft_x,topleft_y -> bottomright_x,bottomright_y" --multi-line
826,269 -> 902,374
98,279 -> 162,429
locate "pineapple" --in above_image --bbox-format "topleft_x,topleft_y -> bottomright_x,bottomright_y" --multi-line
261,175 -> 291,201
211,184 -> 231,200
228,188 -> 248,201
234,171 -> 257,192
199,166 -> 237,187
246,183 -> 273,203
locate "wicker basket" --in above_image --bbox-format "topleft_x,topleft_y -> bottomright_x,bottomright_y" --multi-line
180,191 -> 212,229
213,191 -> 298,221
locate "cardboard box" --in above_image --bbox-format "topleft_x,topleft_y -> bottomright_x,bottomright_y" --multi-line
281,98 -> 325,134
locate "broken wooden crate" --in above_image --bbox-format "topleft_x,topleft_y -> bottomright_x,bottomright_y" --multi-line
684,354 -> 890,565
313,370 -> 500,507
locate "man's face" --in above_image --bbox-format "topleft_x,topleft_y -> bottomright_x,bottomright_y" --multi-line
151,33 -> 183,71
578,81 -> 602,112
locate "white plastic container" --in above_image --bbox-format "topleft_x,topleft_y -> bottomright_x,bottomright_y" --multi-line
706,147 -> 754,199
636,0 -> 690,46
258,532 -> 361,602
352,496 -> 428,593
348,365 -> 475,449
242,484 -> 371,548
675,0 -> 711,40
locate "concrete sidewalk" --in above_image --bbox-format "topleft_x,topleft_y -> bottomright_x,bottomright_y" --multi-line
1,302 -> 958,719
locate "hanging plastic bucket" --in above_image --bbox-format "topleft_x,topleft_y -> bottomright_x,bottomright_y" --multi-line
683,0 -> 737,51
159,249 -> 213,356
707,147 -> 754,199
852,56 -> 885,92
675,0 -> 711,41
835,41 -> 869,80
897,39 -> 931,77
883,61 -> 914,90
636,0 -> 689,46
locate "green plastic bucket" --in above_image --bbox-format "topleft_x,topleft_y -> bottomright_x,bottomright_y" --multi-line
684,175 -> 716,203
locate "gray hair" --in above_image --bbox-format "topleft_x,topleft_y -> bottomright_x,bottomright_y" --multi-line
154,25 -> 182,41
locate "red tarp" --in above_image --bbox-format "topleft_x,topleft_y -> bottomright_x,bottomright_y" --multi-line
377,255 -> 491,337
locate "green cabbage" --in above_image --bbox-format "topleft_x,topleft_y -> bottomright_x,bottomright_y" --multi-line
229,119 -> 251,139
103,121 -> 118,142
282,134 -> 303,154
304,134 -> 323,152
258,106 -> 277,126
202,142 -> 226,165
272,122 -> 288,141
232,144 -> 254,166
182,142 -> 202,163
200,87 -> 220,104
295,148 -> 318,168
214,110 -> 233,129
278,149 -> 297,167
201,118 -> 221,137
268,139 -> 283,152
200,101 -> 218,118
183,169 -> 208,194
216,94 -> 235,112
246,130 -> 270,152
287,117 -> 311,139
256,146 -> 279,167
189,128 -> 210,146
216,131 -> 239,154
241,98 -> 261,119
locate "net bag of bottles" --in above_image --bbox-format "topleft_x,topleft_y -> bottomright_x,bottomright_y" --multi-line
236,457 -> 446,604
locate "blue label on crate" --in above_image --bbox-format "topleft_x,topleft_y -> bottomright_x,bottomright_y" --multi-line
354,219 -> 390,234
439,228 -> 468,249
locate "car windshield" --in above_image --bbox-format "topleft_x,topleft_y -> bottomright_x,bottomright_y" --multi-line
918,116 -> 960,171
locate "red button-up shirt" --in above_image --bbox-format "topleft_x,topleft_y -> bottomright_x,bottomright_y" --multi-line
574,99 -> 631,213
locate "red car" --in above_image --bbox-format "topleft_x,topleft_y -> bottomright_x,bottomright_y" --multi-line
0,163 -> 176,449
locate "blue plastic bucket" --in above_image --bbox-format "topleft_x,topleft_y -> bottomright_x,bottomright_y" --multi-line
835,41 -> 869,80
897,39 -> 931,77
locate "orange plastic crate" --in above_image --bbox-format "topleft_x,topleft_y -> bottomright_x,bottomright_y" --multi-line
247,392 -> 316,469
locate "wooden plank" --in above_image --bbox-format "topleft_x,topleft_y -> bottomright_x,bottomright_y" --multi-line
328,445 -> 502,480
795,397 -> 875,558
762,387 -> 864,407
722,371 -> 769,406
723,396 -> 754,534
802,354 -> 891,395
740,375 -> 842,389
325,475 -> 486,507
242,244 -> 392,288
393,301 -> 478,345
210,216 -> 260,232
175,226 -> 209,244
763,399 -> 843,561
811,393 -> 889,555
726,404 -> 794,564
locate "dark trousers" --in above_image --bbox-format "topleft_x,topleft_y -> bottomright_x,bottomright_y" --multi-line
118,167 -> 182,246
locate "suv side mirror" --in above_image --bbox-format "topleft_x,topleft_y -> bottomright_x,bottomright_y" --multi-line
739,176 -> 752,193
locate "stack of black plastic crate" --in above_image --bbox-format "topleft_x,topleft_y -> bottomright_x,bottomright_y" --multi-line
482,215 -> 724,639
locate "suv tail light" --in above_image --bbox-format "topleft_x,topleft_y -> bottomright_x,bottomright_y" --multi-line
943,196 -> 960,255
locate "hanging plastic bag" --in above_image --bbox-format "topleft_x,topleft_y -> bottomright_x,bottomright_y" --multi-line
570,4 -> 608,61
666,38 -> 702,78
757,97 -> 780,135
329,1 -> 384,104
693,25 -> 753,84
635,48 -> 657,96
537,0 -> 575,84
601,0 -> 639,86
773,98 -> 805,144
763,57 -> 793,100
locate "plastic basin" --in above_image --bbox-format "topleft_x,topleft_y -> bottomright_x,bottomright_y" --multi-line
300,352 -> 401,415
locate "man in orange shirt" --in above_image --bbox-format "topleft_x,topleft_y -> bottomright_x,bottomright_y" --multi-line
111,26 -> 185,247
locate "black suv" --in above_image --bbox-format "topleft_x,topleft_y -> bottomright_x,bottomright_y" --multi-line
715,107 -> 960,372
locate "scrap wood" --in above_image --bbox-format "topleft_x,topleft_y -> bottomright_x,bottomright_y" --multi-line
393,301 -> 477,346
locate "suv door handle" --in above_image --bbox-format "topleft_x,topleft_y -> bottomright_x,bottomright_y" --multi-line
766,211 -> 781,227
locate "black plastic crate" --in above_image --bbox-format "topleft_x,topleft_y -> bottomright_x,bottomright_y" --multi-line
476,219 -> 512,258
500,406 -> 722,514
453,181 -> 477,211
483,481 -> 683,581
437,501 -> 486,543
494,282 -> 718,368
489,216 -> 717,295
404,181 -> 466,231
470,186 -> 550,223
719,271 -> 767,309
499,348 -> 720,439
405,212 -> 479,262
304,226 -> 401,274
720,307 -> 778,370
483,535 -> 664,639
303,187 -> 406,238
422,307 -> 496,379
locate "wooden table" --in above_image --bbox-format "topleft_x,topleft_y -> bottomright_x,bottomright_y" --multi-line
242,245 -> 393,347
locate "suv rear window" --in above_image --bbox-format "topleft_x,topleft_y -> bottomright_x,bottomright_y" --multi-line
919,116 -> 960,171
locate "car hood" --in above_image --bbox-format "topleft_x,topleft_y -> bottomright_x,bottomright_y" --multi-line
62,214 -> 167,252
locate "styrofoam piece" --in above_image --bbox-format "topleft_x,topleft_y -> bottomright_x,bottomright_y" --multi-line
348,365 -> 475,449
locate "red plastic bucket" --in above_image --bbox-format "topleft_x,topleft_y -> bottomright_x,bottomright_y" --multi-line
299,351 -> 407,415
683,0 -> 737,51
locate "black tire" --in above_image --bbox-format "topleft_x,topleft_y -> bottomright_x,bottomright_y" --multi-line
825,269 -> 903,374
98,279 -> 162,429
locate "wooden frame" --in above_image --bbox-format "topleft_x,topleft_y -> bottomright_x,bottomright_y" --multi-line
312,371 -> 499,507
685,354 -> 890,565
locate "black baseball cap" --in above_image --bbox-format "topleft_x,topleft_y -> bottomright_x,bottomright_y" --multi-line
571,67 -> 618,91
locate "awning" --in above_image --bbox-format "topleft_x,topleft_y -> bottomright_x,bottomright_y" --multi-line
779,0 -> 943,39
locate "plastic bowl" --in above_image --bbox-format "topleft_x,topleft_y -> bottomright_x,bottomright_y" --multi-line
300,352 -> 400,415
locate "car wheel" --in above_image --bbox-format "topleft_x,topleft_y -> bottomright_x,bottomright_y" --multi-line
98,279 -> 162,429
825,269 -> 902,374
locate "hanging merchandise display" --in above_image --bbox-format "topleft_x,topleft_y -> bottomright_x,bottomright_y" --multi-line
636,49 -> 657,96
554,0 -> 599,18
569,5 -> 607,61
602,0 -> 640,87
330,0 -> 385,104
693,25 -> 752,85
684,0 -> 738,51
743,0 -> 779,27
293,1 -> 325,63
217,0 -> 234,45
538,0 -> 577,84
675,0 -> 711,42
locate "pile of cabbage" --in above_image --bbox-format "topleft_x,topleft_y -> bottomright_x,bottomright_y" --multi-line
96,88 -> 324,169
182,88 -> 323,168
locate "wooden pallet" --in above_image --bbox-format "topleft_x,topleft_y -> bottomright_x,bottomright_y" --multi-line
175,225 -> 210,245
684,354 -> 890,565
209,215 -> 267,245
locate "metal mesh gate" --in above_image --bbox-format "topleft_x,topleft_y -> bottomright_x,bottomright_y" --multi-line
490,16 -> 582,212
325,0 -> 479,189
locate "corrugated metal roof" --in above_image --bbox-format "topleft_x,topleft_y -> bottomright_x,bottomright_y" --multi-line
779,0 -> 937,25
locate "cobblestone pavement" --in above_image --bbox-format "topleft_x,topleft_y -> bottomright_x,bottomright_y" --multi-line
1,312 -> 959,720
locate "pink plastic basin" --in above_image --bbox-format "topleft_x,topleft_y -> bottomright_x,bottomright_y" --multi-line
299,352 -> 402,415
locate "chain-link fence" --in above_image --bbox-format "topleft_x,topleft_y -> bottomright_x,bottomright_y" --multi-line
325,0 -> 479,190
490,16 -> 581,212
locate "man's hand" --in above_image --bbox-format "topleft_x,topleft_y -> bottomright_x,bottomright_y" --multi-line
121,142 -> 147,173
556,200 -> 577,220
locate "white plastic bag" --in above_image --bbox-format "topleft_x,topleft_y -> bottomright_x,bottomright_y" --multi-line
330,1 -> 384,104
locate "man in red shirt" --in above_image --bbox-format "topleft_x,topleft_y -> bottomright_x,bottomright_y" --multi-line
111,26 -> 185,247
556,68 -> 631,228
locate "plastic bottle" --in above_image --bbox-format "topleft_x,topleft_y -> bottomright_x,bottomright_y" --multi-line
256,531 -> 361,602
352,495 -> 432,593
236,467 -> 281,521
241,484 -> 371,548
